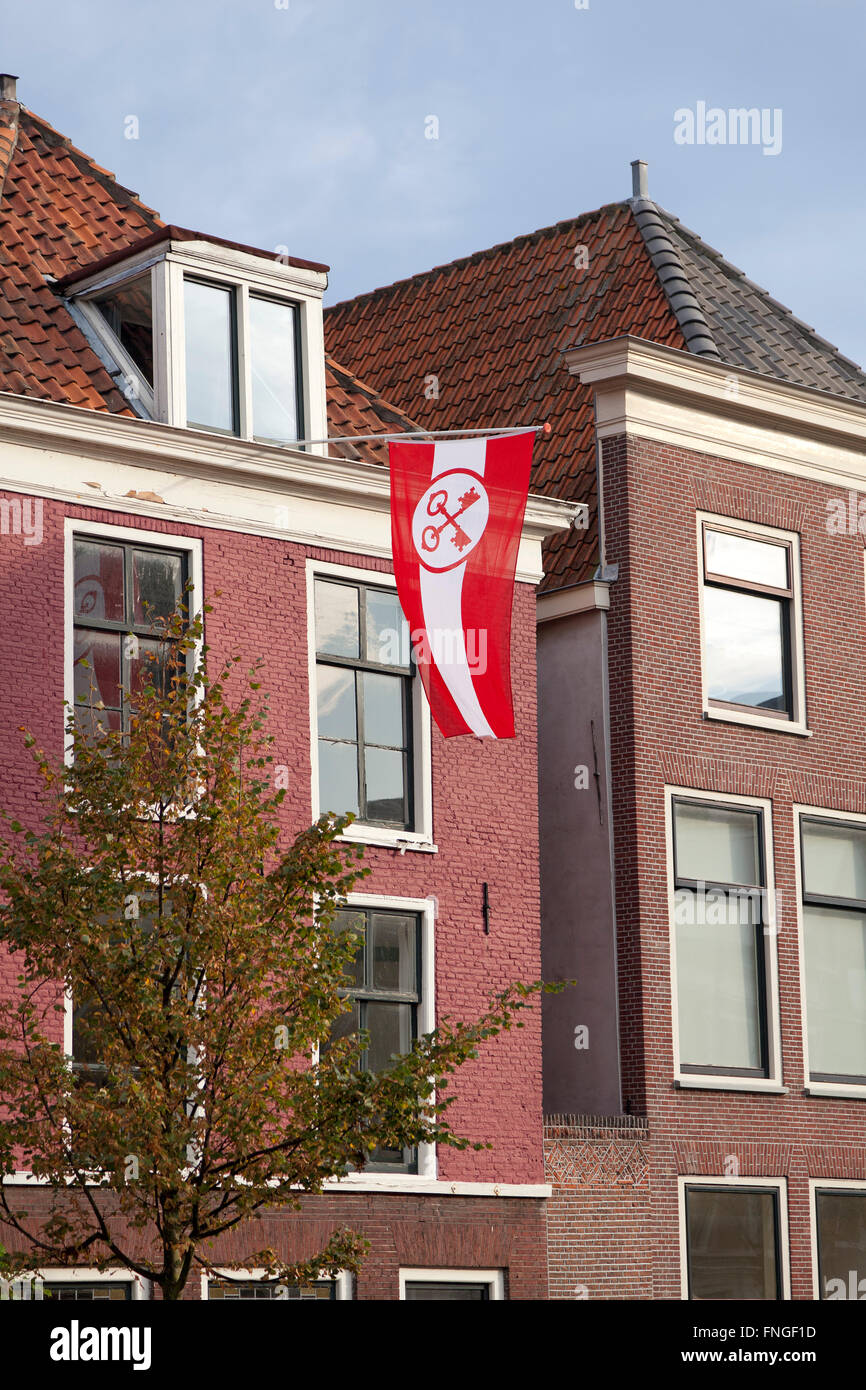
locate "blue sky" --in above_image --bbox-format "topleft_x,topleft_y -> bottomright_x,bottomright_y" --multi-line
5,0 -> 866,364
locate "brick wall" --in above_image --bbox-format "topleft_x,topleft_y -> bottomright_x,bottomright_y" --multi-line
601,431 -> 866,1299
545,1115 -> 651,1300
0,494 -> 546,1279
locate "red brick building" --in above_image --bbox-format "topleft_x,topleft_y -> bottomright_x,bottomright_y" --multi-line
327,163 -> 866,1299
0,77 -> 573,1300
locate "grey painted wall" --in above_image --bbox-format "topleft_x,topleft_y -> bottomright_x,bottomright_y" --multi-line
537,605 -> 622,1115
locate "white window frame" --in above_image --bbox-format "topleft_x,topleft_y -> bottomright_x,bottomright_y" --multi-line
63,237 -> 328,451
200,1267 -> 353,1301
678,1175 -> 790,1301
65,517 -> 204,768
324,892 -> 437,1186
398,1267 -> 505,1300
665,785 -> 785,1093
37,1267 -> 151,1300
696,511 -> 809,736
808,1178 -> 866,1301
306,559 -> 435,852
794,803 -> 866,1100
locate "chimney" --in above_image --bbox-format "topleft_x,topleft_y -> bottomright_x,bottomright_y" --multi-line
630,159 -> 649,200
0,74 -> 18,102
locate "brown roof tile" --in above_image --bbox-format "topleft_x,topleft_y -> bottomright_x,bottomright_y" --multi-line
324,204 -> 686,586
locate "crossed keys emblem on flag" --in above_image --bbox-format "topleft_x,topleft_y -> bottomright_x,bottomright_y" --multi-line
420,486 -> 481,554
410,469 -> 491,572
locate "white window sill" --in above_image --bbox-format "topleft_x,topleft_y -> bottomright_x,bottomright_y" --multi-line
674,1076 -> 787,1095
804,1082 -> 866,1101
702,709 -> 812,737
339,827 -> 437,854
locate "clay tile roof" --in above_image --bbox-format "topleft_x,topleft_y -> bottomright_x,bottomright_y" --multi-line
0,105 -> 404,460
324,203 -> 686,587
325,195 -> 866,588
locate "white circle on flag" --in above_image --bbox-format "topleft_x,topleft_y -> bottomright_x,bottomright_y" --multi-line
411,471 -> 490,572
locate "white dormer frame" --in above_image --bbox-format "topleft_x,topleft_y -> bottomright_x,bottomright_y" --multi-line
64,238 -> 329,456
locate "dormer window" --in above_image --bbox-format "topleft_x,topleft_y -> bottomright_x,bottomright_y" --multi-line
57,228 -> 327,451
182,279 -> 300,442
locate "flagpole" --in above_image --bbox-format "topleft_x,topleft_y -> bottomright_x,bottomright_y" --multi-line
284,421 -> 551,449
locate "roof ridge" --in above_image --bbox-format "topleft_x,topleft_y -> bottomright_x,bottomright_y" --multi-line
0,95 -> 20,200
20,108 -> 164,228
655,205 -> 866,379
628,196 -> 720,359
325,200 -> 627,314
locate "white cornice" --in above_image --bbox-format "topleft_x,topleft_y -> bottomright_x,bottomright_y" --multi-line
565,335 -> 866,492
0,391 -> 578,582
537,581 -> 610,623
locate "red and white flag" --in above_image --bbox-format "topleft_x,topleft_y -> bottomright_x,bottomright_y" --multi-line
388,430 -> 534,739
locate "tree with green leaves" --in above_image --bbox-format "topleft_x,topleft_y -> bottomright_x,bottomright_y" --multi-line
0,602 -> 541,1300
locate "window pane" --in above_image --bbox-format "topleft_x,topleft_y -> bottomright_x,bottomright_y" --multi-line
44,1284 -> 131,1301
249,296 -> 299,443
128,637 -> 174,700
74,630 -> 121,711
72,994 -> 102,1067
676,892 -> 762,1070
317,666 -> 356,740
209,1279 -> 335,1300
133,550 -> 184,624
674,803 -> 761,886
75,705 -> 122,744
803,821 -> 866,902
366,590 -> 410,668
816,1192 -> 866,1299
362,671 -> 404,747
686,1188 -> 779,1300
332,909 -> 364,988
704,587 -> 787,711
705,530 -> 789,589
184,279 -> 236,432
365,1001 -> 413,1072
318,740 -> 359,817
364,747 -> 405,824
803,906 -> 866,1078
327,999 -> 360,1051
404,1283 -> 489,1301
74,541 -> 124,622
92,273 -> 153,389
370,914 -> 416,993
315,582 -> 359,658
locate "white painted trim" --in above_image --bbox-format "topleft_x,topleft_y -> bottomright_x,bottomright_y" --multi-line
200,1266 -> 353,1301
808,1177 -> 866,1300
665,785 -> 783,1090
36,1266 -> 151,1300
398,1266 -> 505,1300
306,560 -> 435,851
536,581 -> 610,624
1,1170 -> 550,1196
677,1175 -> 790,1301
64,517 -> 204,769
696,511 -> 808,735
0,393 -> 571,583
792,802 -> 866,1098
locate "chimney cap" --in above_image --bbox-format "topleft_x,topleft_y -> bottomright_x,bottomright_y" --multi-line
0,74 -> 19,101
630,159 -> 649,200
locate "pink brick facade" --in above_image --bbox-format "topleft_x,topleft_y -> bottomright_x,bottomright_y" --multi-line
0,491 -> 549,1295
